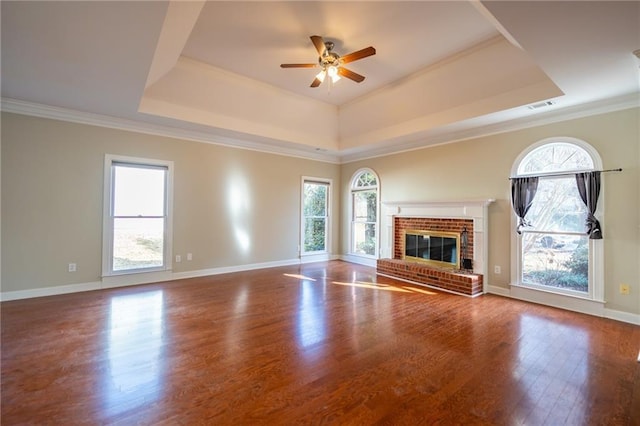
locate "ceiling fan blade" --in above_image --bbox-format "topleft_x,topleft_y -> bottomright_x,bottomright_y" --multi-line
338,67 -> 365,83
310,35 -> 326,57
280,63 -> 317,68
340,46 -> 376,64
310,77 -> 322,88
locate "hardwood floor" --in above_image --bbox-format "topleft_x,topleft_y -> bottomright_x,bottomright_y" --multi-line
2,260 -> 639,425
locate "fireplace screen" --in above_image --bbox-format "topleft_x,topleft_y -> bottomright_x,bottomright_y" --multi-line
403,230 -> 459,269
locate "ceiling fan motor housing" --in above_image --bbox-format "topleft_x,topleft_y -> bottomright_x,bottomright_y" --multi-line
320,41 -> 340,67
280,35 -> 374,87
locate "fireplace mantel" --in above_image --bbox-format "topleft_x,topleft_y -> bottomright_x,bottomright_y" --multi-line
383,199 -> 495,213
380,199 -> 494,292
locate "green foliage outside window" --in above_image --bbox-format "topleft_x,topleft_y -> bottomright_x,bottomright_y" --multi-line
303,182 -> 328,253
351,171 -> 378,256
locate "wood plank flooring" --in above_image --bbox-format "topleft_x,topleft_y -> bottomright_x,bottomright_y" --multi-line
2,260 -> 639,425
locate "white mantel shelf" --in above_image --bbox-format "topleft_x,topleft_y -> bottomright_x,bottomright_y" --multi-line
383,199 -> 495,216
380,199 -> 495,293
383,199 -> 496,207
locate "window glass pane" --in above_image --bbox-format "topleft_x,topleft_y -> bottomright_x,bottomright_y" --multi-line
355,172 -> 377,188
350,170 -> 378,257
353,190 -> 377,221
517,143 -> 593,175
303,183 -> 327,217
522,232 -> 589,293
526,178 -> 588,233
113,218 -> 164,271
304,218 -> 326,252
114,165 -> 166,216
353,223 -> 376,255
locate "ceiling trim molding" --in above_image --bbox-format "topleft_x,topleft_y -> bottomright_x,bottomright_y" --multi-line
0,98 -> 341,164
339,93 -> 640,163
2,93 -> 638,166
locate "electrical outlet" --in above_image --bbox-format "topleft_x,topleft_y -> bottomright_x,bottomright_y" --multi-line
68,263 -> 77,272
175,255 -> 181,263
620,284 -> 630,295
187,253 -> 193,261
494,265 -> 501,274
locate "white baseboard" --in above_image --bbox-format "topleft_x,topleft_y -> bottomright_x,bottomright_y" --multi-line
171,258 -> 301,279
603,308 -> 640,325
1,258 -> 302,302
486,285 -> 511,297
1,281 -> 103,301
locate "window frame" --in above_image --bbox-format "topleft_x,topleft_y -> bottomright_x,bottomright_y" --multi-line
349,168 -> 380,259
300,177 -> 332,259
510,137 -> 604,302
102,154 -> 174,277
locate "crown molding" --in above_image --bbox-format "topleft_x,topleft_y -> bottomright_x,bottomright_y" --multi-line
339,92 -> 640,163
0,98 -> 341,164
3,93 -> 638,165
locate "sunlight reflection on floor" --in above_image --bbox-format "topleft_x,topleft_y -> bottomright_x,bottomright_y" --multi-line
284,273 -> 317,282
331,280 -> 438,295
104,290 -> 164,416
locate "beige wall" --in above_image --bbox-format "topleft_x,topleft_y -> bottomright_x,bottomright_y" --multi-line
2,108 -> 639,317
1,112 -> 340,292
340,107 -> 639,315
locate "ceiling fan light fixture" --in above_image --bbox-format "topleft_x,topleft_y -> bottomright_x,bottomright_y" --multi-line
281,35 -> 376,88
327,65 -> 340,83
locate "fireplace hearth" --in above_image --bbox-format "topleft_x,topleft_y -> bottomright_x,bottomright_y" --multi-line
377,199 -> 494,296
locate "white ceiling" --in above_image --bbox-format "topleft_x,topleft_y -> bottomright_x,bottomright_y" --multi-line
2,1 -> 639,163
182,1 -> 499,105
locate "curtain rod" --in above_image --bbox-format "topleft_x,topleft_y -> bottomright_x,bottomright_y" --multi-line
509,168 -> 622,180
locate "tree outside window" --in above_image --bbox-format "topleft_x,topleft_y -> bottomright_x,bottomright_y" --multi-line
516,142 -> 594,294
302,180 -> 329,253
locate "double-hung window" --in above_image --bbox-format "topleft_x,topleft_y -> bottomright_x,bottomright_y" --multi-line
103,155 -> 173,276
301,178 -> 331,255
512,138 -> 603,301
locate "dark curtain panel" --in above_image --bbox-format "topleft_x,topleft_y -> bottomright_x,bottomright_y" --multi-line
575,171 -> 603,239
510,176 -> 539,234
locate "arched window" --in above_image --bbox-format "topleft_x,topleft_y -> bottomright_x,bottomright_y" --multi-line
350,169 -> 379,258
511,137 -> 604,301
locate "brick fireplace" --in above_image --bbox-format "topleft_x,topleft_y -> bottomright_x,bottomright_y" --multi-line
377,199 -> 494,296
393,217 -> 474,261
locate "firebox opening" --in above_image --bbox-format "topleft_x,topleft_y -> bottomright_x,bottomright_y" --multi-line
403,229 -> 460,269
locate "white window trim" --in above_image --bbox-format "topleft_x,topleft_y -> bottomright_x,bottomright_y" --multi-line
300,176 -> 332,260
510,137 -> 605,305
348,168 -> 380,259
102,154 -> 174,278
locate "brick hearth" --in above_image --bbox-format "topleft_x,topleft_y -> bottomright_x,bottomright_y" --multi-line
378,200 -> 494,295
377,258 -> 483,296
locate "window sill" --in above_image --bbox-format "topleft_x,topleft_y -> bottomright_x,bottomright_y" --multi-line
300,252 -> 332,263
102,270 -> 172,288
342,253 -> 377,267
509,283 -> 605,317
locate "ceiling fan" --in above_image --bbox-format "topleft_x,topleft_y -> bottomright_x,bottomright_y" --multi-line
280,35 -> 376,88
